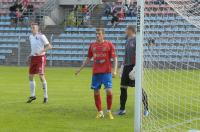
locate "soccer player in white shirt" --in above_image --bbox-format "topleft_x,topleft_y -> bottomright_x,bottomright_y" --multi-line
27,23 -> 52,103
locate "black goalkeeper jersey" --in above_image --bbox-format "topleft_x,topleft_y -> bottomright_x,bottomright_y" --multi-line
124,36 -> 136,66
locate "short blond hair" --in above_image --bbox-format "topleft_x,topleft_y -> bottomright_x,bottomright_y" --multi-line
96,28 -> 105,34
127,25 -> 136,33
31,22 -> 39,26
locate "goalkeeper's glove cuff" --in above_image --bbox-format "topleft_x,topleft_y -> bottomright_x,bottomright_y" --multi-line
129,66 -> 135,80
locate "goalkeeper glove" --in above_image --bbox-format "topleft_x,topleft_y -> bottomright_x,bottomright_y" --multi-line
129,66 -> 135,80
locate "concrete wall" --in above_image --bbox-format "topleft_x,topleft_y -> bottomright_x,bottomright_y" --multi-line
44,16 -> 56,25
44,6 -> 66,26
59,0 -> 102,5
49,6 -> 65,25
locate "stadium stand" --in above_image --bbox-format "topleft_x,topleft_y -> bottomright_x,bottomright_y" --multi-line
48,0 -> 200,66
0,0 -> 47,65
0,0 -> 200,66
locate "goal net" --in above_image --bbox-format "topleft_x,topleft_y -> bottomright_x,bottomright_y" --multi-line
141,0 -> 200,131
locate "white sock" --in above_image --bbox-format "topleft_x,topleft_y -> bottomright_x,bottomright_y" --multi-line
42,80 -> 48,98
30,81 -> 36,97
107,110 -> 111,113
99,111 -> 104,114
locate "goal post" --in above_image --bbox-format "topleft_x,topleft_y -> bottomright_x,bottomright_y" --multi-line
135,0 -> 200,131
135,0 -> 145,132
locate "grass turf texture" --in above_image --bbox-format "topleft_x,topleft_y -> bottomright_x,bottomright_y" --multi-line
0,66 -> 134,132
1,66 -> 200,132
142,69 -> 200,131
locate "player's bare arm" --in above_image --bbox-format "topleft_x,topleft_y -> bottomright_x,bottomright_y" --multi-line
44,43 -> 53,52
75,57 -> 91,75
37,43 -> 53,55
112,57 -> 118,78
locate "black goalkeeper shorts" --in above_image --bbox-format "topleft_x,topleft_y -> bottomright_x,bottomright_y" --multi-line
120,65 -> 135,87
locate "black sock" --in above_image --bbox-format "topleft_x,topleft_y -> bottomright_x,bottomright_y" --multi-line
120,88 -> 127,110
142,89 -> 149,111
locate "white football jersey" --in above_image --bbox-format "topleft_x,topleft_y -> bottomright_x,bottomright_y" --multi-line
29,33 -> 49,56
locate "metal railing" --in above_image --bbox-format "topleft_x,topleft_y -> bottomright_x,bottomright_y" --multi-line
31,0 -> 59,29
88,4 -> 97,13
6,33 -> 123,66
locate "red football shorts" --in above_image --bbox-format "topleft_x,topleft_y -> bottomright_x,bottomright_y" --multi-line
29,55 -> 46,75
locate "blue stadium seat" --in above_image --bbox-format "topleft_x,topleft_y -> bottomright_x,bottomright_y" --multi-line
0,49 -> 12,53
0,55 -> 5,59
0,44 -> 18,48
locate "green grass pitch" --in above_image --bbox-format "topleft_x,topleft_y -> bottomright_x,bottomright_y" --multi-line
0,66 -> 134,132
1,66 -> 200,132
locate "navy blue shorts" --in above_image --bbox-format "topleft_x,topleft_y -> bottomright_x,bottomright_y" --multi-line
91,73 -> 112,90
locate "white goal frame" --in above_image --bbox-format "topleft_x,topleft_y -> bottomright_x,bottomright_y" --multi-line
134,0 -> 145,132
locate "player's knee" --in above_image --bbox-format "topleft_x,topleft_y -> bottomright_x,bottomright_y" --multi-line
39,75 -> 46,82
29,75 -> 34,81
106,89 -> 112,95
94,90 -> 100,95
120,87 -> 127,95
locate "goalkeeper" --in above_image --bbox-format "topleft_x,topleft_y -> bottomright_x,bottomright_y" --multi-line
116,25 -> 149,116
